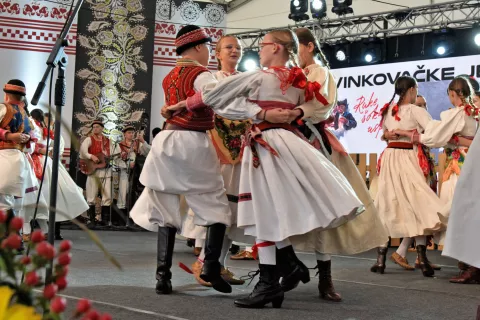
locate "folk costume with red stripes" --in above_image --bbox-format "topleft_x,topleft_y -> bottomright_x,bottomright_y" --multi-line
79,119 -> 114,226
130,25 -> 233,295
185,63 -> 363,308
0,80 -> 47,249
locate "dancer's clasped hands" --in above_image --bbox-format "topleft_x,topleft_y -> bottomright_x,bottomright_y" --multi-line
163,100 -> 301,124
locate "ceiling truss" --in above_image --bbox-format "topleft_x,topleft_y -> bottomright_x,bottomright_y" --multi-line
228,0 -> 480,49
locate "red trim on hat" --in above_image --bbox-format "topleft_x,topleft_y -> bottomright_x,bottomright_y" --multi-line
175,29 -> 209,49
4,84 -> 26,94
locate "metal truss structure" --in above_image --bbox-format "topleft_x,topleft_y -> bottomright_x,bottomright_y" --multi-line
228,0 -> 480,49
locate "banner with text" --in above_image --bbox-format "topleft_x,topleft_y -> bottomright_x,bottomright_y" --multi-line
329,54 -> 480,154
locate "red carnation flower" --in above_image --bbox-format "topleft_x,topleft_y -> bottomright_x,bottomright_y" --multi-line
56,276 -> 68,290
36,242 -> 56,260
25,271 -> 40,286
50,297 -> 67,314
9,216 -> 23,231
31,230 -> 45,243
43,284 -> 57,300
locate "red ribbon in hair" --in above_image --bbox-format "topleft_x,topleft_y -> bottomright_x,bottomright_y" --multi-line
464,104 -> 480,121
392,104 -> 401,121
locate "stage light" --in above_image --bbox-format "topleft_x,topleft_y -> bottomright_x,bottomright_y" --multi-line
436,45 -> 446,55
432,28 -> 454,56
310,0 -> 327,19
239,50 -> 260,72
336,49 -> 346,61
475,33 -> 480,46
289,0 -> 309,22
364,53 -> 373,63
332,0 -> 353,16
361,37 -> 382,64
333,38 -> 349,62
243,59 -> 258,71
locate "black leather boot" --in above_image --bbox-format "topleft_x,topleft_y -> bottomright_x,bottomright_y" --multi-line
100,206 -> 110,226
370,247 -> 388,274
234,264 -> 284,308
317,260 -> 341,302
416,245 -> 434,277
87,205 -> 96,227
277,245 -> 310,292
200,223 -> 232,293
155,226 -> 176,294
54,222 -> 63,240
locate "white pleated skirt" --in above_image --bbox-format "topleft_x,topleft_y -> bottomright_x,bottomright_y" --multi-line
237,128 -> 363,242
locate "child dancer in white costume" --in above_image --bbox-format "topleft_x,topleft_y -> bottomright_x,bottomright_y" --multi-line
168,29 -> 363,309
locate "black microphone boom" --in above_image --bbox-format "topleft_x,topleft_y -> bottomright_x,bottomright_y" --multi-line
29,0 -> 86,286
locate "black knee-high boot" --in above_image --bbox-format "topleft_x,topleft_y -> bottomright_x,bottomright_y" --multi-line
317,260 -> 341,302
200,223 -> 232,293
416,245 -> 434,277
370,247 -> 388,274
234,264 -> 284,308
156,226 -> 176,294
276,245 -> 310,292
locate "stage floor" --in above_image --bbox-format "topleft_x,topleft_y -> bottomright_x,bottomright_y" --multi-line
56,230 -> 479,320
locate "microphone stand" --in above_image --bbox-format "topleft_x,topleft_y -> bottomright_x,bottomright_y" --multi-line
30,0 -> 85,284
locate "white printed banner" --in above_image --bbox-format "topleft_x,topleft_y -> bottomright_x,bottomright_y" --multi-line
330,54 -> 480,154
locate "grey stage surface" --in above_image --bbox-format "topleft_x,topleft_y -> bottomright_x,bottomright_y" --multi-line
57,230 -> 479,320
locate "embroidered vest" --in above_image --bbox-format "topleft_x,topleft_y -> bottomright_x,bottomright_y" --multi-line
88,135 -> 110,156
164,63 -> 214,131
0,103 -> 29,151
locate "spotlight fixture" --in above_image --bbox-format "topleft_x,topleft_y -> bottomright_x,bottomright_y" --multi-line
289,0 -> 309,22
473,23 -> 480,47
361,37 -> 382,64
332,0 -> 353,16
310,0 -> 327,19
432,28 -> 454,57
239,50 -> 260,72
334,38 -> 349,62
336,49 -> 347,61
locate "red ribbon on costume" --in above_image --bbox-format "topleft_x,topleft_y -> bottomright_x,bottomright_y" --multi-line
417,145 -> 430,177
31,154 -> 43,179
304,81 -> 329,105
178,262 -> 193,274
251,241 -> 275,260
239,124 -> 279,168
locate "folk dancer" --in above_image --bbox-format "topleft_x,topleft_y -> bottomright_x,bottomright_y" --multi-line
130,25 -> 242,295
168,29 -> 363,308
0,80 -> 42,249
29,109 -> 88,239
283,27 -> 389,302
370,76 -> 448,278
179,34 -> 251,287
394,76 -> 478,280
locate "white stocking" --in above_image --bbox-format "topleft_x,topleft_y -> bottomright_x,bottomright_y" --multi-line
315,251 -> 331,261
396,237 -> 412,258
256,239 -> 276,265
